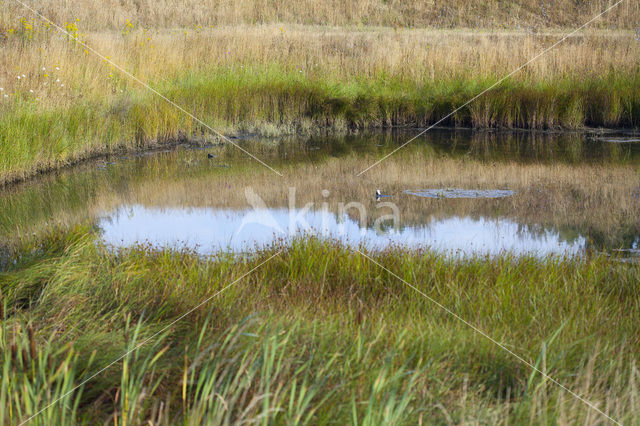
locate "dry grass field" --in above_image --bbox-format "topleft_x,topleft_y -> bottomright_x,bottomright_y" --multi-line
2,0 -> 639,29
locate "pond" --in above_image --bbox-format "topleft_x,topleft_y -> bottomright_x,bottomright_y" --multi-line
1,129 -> 639,258
99,205 -> 586,256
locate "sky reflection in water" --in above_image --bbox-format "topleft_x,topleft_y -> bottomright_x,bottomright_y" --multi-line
99,205 -> 586,257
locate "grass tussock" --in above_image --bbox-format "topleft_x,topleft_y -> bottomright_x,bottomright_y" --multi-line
0,227 -> 639,424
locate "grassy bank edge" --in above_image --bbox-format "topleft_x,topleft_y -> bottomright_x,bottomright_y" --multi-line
1,66 -> 639,186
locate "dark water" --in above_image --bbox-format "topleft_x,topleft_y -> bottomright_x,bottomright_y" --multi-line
302,129 -> 640,164
1,130 -> 639,259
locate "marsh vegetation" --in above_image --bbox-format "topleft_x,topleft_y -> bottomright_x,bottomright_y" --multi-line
1,1 -> 640,424
1,2 -> 640,184
0,133 -> 639,423
2,227 -> 640,424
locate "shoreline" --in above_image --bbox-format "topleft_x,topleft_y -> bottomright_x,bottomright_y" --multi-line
1,125 -> 638,189
2,23 -> 638,187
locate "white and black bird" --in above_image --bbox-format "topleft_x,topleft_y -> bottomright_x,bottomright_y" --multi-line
375,189 -> 392,200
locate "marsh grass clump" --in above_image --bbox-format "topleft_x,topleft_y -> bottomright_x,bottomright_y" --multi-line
0,227 -> 639,423
0,319 -> 92,425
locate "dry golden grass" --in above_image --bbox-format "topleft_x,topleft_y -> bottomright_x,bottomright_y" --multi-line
1,24 -> 638,107
2,0 -> 639,29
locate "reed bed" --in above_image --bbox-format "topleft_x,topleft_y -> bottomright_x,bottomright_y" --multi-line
0,227 -> 639,424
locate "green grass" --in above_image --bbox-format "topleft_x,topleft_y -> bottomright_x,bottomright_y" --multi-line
1,227 -> 639,424
1,65 -> 639,185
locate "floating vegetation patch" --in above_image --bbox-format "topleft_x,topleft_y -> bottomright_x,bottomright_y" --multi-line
594,137 -> 640,144
404,189 -> 516,199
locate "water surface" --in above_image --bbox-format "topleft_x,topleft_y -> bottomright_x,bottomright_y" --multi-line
1,130 -> 639,259
100,205 -> 586,256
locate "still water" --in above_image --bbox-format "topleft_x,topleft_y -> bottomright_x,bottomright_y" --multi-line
100,205 -> 587,256
1,130 -> 639,258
